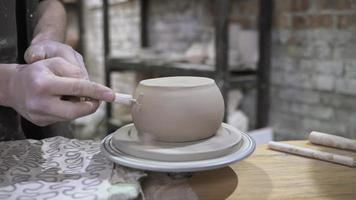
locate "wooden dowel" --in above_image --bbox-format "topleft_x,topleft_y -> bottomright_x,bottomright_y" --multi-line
268,141 -> 356,167
309,131 -> 356,152
114,93 -> 136,105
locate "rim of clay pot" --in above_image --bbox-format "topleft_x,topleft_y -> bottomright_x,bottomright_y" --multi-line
139,76 -> 215,88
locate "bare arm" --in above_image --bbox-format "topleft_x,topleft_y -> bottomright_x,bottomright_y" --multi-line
31,0 -> 67,44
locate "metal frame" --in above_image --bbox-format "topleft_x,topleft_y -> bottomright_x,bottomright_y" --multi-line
140,0 -> 148,48
256,0 -> 272,128
214,0 -> 230,120
103,0 -> 113,129
102,0 -> 271,131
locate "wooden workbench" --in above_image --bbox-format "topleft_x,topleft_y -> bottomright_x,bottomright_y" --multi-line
229,140 -> 356,200
143,140 -> 356,200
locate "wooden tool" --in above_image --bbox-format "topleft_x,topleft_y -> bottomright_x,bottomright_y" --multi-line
309,131 -> 356,152
268,141 -> 356,167
114,93 -> 136,105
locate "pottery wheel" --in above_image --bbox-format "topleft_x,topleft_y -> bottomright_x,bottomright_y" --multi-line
111,124 -> 242,162
101,123 -> 255,172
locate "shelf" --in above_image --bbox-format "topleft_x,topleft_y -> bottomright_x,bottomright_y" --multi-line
229,75 -> 256,88
106,57 -> 215,77
106,57 -> 257,87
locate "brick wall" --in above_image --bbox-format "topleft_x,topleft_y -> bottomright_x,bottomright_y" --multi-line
147,0 -> 213,52
271,0 -> 356,139
83,0 -> 140,84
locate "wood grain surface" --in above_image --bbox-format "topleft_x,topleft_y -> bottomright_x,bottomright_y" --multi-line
230,140 -> 356,200
142,140 -> 356,200
143,167 -> 238,200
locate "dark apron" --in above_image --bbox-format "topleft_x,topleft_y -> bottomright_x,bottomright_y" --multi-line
0,0 -> 72,141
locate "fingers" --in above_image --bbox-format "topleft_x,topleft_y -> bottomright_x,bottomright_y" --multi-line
48,76 -> 115,102
47,98 -> 100,120
25,42 -> 89,79
73,52 -> 89,80
24,45 -> 46,63
26,114 -> 64,127
45,57 -> 86,79
27,99 -> 100,126
58,50 -> 89,80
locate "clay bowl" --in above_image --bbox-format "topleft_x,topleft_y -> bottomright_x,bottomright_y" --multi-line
131,76 -> 224,142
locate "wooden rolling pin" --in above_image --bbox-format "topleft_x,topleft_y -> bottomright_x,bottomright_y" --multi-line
309,131 -> 356,152
268,141 -> 356,167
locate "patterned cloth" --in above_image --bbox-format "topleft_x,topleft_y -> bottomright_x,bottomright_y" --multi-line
0,137 -> 145,200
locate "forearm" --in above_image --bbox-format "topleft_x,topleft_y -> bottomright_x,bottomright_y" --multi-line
24,1 -> 88,80
31,0 -> 66,44
0,64 -> 18,107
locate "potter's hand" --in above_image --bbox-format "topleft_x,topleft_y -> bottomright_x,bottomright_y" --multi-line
8,57 -> 115,126
24,40 -> 89,80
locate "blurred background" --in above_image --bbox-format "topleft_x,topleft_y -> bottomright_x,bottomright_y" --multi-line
62,0 -> 356,142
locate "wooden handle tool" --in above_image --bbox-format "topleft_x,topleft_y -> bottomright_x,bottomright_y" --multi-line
268,141 -> 356,167
309,131 -> 356,152
114,93 -> 136,105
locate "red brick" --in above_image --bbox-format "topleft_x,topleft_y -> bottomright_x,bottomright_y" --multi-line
236,0 -> 258,16
274,0 -> 291,13
273,14 -> 290,28
290,0 -> 310,12
319,0 -> 352,11
337,14 -> 356,29
308,15 -> 333,28
292,16 -> 307,29
292,15 -> 333,29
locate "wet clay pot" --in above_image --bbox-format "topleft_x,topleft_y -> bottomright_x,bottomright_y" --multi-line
132,76 -> 224,142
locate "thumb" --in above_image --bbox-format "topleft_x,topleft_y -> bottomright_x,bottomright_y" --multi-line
24,45 -> 46,64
